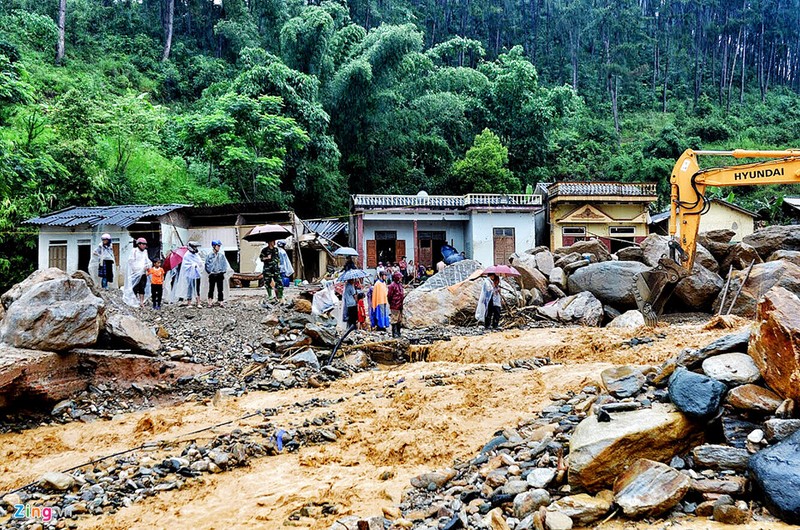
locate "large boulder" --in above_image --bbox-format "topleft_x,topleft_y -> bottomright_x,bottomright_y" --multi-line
748,286 -> 800,401
553,239 -> 611,263
607,310 -> 645,328
567,261 -> 649,309
768,249 -> 800,267
668,367 -> 727,420
510,253 -> 550,293
615,246 -> 645,263
557,291 -> 604,327
568,403 -> 703,492
404,278 -> 515,328
103,313 -> 160,355
712,260 -> 800,317
699,229 -> 736,245
720,242 -> 763,272
526,247 -> 555,275
743,225 -> 800,259
1,267 -> 68,310
749,429 -> 800,524
672,263 -> 723,311
0,279 -> 104,351
415,260 -> 483,292
640,234 -> 718,273
613,459 -> 691,518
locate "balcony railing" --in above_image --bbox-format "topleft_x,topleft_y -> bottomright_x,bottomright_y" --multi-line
548,182 -> 657,197
352,193 -> 542,209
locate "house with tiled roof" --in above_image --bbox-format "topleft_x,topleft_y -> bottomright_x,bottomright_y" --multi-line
350,191 -> 547,269
649,198 -> 757,241
545,182 -> 658,252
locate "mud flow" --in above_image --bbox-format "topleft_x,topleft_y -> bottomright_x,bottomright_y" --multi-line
2,316 -> 771,530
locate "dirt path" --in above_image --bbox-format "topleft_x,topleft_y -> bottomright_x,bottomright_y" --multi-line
4,321 -> 791,530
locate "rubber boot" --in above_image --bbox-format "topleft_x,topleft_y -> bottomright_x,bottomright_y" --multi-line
276,284 -> 284,300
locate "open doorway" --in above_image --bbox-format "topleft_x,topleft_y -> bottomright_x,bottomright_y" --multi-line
417,231 -> 446,267
77,243 -> 91,273
375,230 -> 397,265
609,226 -> 636,253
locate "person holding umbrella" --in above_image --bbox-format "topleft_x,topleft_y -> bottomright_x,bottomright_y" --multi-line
477,272 -> 502,329
343,278 -> 359,328
260,240 -> 283,302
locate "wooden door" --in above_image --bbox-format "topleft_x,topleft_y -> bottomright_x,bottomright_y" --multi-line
493,228 -> 515,265
395,240 -> 406,261
419,240 -> 432,267
48,244 -> 67,270
366,240 -> 377,268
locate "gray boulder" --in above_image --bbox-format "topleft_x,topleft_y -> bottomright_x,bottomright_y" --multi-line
549,267 -> 566,291
750,429 -> 800,523
743,224 -> 800,259
607,310 -> 645,328
720,242 -> 763,272
415,259 -> 483,292
768,249 -> 800,266
701,352 -> 760,386
511,253 -> 550,293
1,279 -> 104,351
554,239 -> 612,263
558,291 -> 603,327
1,267 -> 68,310
554,252 -> 583,269
104,313 -> 160,355
712,260 -> 800,317
668,367 -> 727,420
616,246 -> 645,263
673,263 -> 723,310
640,234 -> 718,272
567,261 -> 649,309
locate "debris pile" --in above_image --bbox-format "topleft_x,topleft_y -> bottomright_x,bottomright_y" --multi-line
381,284 -> 800,529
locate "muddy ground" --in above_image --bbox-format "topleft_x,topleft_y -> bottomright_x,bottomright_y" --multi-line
0,294 -> 794,530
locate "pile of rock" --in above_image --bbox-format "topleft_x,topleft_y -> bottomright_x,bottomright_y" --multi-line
1,401 -> 345,528
387,285 -> 800,529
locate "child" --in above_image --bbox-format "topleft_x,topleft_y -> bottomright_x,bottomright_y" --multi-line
356,292 -> 368,330
148,259 -> 165,309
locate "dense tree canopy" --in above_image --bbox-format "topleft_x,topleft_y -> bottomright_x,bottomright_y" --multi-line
3,0 -> 800,288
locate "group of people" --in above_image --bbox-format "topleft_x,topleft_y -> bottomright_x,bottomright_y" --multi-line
96,234 -> 231,309
343,270 -> 405,337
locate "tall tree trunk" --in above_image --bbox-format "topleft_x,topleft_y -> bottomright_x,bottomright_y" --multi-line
569,28 -> 580,90
56,0 -> 66,65
161,0 -> 174,62
727,28 -> 742,112
740,29 -> 747,105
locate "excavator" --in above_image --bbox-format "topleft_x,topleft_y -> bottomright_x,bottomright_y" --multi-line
634,148 -> 800,325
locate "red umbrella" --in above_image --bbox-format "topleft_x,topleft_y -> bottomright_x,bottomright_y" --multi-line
483,264 -> 521,276
163,247 -> 188,271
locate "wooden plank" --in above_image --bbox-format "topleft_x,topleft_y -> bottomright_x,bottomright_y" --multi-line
395,239 -> 406,260
366,240 -> 377,268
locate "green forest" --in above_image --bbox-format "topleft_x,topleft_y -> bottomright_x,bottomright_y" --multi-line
3,0 -> 800,286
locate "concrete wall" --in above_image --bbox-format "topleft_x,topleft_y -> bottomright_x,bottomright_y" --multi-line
468,211 -> 537,266
38,225 -> 130,288
550,203 -> 650,249
697,203 -> 755,242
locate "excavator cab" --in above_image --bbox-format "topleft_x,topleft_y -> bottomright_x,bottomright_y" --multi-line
632,241 -> 690,326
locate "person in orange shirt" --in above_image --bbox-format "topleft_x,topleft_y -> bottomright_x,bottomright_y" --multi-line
147,259 -> 165,309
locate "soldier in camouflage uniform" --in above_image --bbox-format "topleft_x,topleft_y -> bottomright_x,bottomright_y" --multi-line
260,240 -> 283,301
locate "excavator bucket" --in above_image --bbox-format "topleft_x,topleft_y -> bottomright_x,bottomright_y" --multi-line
632,257 -> 690,326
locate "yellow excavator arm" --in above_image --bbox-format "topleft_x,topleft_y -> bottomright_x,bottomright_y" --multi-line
671,149 -> 800,270
635,148 -> 800,325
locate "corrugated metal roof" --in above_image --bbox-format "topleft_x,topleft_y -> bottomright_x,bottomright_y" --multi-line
26,204 -> 190,228
303,219 -> 348,240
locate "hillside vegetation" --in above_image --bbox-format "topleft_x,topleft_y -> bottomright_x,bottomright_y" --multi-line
2,0 -> 800,287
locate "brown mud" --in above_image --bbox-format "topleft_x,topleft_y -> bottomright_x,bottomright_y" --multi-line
2,320 -> 794,530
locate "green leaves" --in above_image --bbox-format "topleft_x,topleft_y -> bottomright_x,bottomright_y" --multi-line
451,128 -> 519,194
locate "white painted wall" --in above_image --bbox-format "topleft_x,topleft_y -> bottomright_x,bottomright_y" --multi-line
360,218 -> 470,271
38,225 -> 131,287
360,220 -> 416,268
162,223 -> 191,253
468,211 -> 537,266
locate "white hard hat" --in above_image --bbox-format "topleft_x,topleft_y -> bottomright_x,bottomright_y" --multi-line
101,233 -> 111,240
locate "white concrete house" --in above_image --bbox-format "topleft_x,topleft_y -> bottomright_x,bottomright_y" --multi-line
351,192 -> 546,270
26,205 -> 191,288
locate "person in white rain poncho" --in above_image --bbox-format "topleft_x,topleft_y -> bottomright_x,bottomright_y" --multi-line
173,241 -> 204,307
277,240 -> 294,286
123,237 -> 152,307
205,240 -> 230,307
89,233 -> 115,289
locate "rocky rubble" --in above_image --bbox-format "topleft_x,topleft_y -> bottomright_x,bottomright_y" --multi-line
1,397 -> 347,529
381,285 -> 800,529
